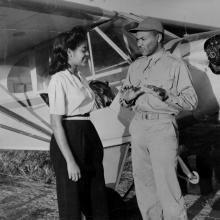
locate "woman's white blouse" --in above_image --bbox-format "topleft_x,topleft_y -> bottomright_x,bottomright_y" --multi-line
48,70 -> 95,116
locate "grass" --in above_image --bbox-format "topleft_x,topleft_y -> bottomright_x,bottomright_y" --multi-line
0,150 -> 55,184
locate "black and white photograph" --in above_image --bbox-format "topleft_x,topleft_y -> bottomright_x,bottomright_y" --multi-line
0,0 -> 220,219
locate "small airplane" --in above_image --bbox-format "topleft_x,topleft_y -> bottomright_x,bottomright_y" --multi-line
1,0 -> 220,189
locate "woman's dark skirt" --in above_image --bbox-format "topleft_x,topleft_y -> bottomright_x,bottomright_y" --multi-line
50,119 -> 109,220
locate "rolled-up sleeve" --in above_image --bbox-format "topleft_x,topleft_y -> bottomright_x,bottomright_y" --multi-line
48,76 -> 66,115
122,65 -> 134,87
165,61 -> 198,111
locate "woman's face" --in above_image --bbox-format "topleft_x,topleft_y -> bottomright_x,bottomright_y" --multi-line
68,41 -> 89,67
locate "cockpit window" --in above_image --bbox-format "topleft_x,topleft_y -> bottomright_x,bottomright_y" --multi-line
88,17 -> 140,74
89,29 -> 126,73
99,17 -> 141,60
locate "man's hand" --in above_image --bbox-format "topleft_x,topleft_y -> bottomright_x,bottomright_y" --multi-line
147,85 -> 169,101
120,85 -> 145,108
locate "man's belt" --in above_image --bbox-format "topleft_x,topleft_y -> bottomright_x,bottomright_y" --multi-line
135,112 -> 175,120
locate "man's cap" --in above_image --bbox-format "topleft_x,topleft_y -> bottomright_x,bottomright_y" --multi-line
129,17 -> 164,34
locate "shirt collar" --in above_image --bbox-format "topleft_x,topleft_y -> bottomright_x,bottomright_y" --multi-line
147,48 -> 165,64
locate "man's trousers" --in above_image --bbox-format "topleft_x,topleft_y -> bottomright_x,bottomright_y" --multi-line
129,116 -> 187,220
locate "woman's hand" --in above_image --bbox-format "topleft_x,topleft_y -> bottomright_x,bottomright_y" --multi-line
67,160 -> 81,182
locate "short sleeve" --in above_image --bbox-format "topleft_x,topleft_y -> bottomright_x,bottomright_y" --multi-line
48,76 -> 66,115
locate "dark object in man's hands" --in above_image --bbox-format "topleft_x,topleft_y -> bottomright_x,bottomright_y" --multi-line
147,85 -> 169,101
120,85 -> 145,107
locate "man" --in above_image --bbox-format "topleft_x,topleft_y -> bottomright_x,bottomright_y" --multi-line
120,17 -> 198,220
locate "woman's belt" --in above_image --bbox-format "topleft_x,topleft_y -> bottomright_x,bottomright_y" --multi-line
63,113 -> 90,120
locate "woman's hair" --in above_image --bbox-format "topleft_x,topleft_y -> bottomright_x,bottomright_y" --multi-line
49,26 -> 87,75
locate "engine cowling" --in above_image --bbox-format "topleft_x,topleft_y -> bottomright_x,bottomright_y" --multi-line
204,34 -> 220,74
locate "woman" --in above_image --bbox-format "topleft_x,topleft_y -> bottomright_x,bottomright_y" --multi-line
48,26 -> 109,220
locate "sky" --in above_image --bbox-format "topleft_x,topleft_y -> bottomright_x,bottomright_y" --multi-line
71,0 -> 220,29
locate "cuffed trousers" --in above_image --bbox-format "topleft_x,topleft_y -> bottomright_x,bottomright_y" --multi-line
50,120 -> 109,220
129,117 -> 187,220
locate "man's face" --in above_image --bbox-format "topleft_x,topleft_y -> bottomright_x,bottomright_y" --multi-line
136,31 -> 160,56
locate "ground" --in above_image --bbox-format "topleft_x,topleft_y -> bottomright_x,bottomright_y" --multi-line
0,159 -> 220,220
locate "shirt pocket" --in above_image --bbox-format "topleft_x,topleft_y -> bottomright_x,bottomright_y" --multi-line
148,66 -> 175,90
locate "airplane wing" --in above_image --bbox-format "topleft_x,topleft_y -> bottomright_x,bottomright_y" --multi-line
0,0 -> 116,61
0,0 -> 182,62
